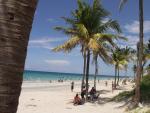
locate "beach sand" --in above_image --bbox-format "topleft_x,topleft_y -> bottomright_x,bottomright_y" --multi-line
17,80 -> 134,113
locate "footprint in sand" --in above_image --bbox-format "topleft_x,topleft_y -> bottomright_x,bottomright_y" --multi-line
30,98 -> 35,101
66,107 -> 72,109
26,104 -> 37,107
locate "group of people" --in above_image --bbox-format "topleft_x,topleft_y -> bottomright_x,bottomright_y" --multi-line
73,86 -> 99,105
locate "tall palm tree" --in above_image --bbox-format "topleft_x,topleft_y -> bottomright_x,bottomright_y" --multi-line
92,53 -> 98,89
112,47 -> 128,87
0,0 -> 38,113
53,0 -> 122,99
123,47 -> 132,77
119,0 -> 144,104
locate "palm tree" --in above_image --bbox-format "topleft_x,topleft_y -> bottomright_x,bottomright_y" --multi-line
123,47 -> 132,77
112,47 -> 128,87
0,0 -> 38,113
92,52 -> 98,89
53,0 -> 122,99
119,0 -> 144,104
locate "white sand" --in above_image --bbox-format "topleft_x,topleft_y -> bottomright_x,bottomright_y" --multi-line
17,80 -> 134,113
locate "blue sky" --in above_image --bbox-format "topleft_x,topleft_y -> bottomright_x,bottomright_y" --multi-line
25,0 -> 150,76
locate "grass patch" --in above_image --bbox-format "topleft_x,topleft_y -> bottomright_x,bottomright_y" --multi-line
128,107 -> 150,113
140,75 -> 150,102
111,90 -> 134,102
111,75 -> 150,103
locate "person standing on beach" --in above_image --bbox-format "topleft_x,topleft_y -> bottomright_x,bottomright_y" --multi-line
71,81 -> 74,92
105,81 -> 108,87
112,81 -> 114,93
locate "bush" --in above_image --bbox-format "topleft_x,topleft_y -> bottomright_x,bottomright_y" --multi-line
140,75 -> 150,102
111,91 -> 134,102
112,75 -> 150,103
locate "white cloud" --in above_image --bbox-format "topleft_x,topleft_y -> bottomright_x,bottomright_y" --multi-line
125,20 -> 150,34
102,18 -> 110,23
45,59 -> 70,66
29,38 -> 66,44
117,35 -> 150,49
117,35 -> 139,49
47,18 -> 59,23
28,37 -> 67,49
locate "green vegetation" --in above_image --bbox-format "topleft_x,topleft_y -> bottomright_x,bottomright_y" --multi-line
112,75 -> 150,103
128,107 -> 150,113
140,75 -> 150,102
111,90 -> 134,102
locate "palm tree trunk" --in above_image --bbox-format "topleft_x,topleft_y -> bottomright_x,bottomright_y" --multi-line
134,70 -> 136,82
94,55 -> 98,89
135,0 -> 143,104
81,50 -> 86,92
0,0 -> 38,113
117,67 -> 120,85
125,65 -> 128,78
114,64 -> 117,88
85,50 -> 90,100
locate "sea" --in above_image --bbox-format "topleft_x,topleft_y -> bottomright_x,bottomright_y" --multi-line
23,70 -> 126,82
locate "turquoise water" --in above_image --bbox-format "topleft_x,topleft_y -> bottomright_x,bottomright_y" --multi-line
23,70 -> 119,81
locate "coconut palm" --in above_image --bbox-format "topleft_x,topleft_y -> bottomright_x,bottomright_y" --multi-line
0,0 -> 38,113
122,47 -> 132,77
112,48 -> 128,87
53,0 -> 122,99
93,53 -> 98,89
119,0 -> 144,104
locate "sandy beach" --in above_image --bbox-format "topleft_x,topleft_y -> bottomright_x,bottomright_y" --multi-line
17,80 -> 134,113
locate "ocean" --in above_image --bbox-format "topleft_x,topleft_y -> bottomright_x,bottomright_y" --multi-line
23,70 -> 120,82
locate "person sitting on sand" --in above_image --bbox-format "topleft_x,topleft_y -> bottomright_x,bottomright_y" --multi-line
89,87 -> 96,100
73,94 -> 82,105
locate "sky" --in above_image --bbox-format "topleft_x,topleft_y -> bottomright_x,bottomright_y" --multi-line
25,0 -> 150,76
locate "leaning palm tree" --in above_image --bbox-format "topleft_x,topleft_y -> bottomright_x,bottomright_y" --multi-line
0,0 -> 38,113
53,0 -> 122,99
119,0 -> 144,105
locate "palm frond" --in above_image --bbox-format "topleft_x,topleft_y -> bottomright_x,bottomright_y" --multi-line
54,27 -> 77,35
88,38 -> 100,51
61,17 -> 76,25
76,23 -> 89,38
100,19 -> 122,33
52,36 -> 80,52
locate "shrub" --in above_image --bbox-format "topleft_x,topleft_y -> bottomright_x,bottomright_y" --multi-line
140,75 -> 150,102
111,91 -> 134,102
111,75 -> 150,103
